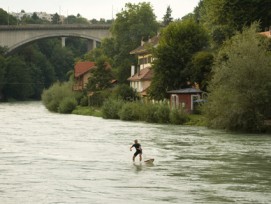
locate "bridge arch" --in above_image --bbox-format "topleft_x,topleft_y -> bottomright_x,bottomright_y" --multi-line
8,32 -> 101,54
0,24 -> 111,54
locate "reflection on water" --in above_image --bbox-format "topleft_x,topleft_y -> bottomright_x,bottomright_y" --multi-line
0,102 -> 271,204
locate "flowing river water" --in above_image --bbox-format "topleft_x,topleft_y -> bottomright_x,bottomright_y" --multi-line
0,102 -> 270,204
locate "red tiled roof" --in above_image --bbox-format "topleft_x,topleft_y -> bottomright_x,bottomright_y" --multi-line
130,35 -> 159,55
127,67 -> 153,81
74,61 -> 95,78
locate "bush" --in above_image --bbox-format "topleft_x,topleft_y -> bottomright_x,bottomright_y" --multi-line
169,109 -> 189,125
144,103 -> 159,123
88,90 -> 112,107
156,104 -> 170,123
111,84 -> 139,101
79,95 -> 89,106
142,103 -> 170,124
41,82 -> 78,113
119,102 -> 143,121
58,97 -> 77,113
102,98 -> 124,119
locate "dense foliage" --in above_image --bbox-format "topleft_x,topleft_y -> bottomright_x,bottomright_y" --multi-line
102,100 -> 188,124
0,38 -> 79,101
149,19 -> 209,100
203,24 -> 271,132
2,2 -> 271,131
196,0 -> 271,47
102,2 -> 159,83
41,82 -> 81,113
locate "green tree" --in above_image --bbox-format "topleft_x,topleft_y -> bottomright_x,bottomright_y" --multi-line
162,6 -> 173,26
87,56 -> 114,92
52,13 -> 61,24
189,51 -> 214,91
149,19 -> 209,100
50,45 -> 74,81
3,56 -> 34,100
17,45 -> 56,98
64,15 -> 89,24
203,23 -> 271,132
0,8 -> 17,25
110,2 -> 159,83
0,55 -> 6,97
198,0 -> 271,46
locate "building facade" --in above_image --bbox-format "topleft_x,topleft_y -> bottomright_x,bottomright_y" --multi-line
128,35 -> 159,97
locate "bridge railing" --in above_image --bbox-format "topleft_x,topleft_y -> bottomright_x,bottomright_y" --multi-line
0,24 -> 112,30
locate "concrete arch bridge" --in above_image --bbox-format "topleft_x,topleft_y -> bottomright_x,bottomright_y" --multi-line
0,24 -> 111,54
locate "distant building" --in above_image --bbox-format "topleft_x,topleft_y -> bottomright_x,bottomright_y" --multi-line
73,61 -> 96,91
10,11 -> 63,22
128,35 -> 159,97
167,88 -> 204,113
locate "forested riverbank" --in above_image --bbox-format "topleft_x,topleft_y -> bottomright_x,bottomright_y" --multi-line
1,1 -> 271,132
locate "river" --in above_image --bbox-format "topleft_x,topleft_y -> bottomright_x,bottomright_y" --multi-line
0,102 -> 270,204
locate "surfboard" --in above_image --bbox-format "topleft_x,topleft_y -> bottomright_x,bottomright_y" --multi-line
144,158 -> 154,163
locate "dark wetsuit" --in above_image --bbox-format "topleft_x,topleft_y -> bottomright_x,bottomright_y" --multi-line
132,143 -> 142,156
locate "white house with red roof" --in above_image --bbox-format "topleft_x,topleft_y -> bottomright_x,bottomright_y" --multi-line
73,61 -> 95,91
128,35 -> 159,97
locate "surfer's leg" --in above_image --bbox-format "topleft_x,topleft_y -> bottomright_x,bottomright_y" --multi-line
133,152 -> 138,162
139,154 -> 142,161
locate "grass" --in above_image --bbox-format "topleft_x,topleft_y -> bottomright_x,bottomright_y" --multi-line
73,105 -> 207,127
72,106 -> 103,117
185,114 -> 207,126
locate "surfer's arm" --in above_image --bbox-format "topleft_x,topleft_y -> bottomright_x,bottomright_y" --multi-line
130,145 -> 133,151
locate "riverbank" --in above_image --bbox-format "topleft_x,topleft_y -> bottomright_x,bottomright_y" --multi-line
71,105 -> 207,126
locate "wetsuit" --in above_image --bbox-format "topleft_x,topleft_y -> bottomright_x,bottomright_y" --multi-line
132,143 -> 142,156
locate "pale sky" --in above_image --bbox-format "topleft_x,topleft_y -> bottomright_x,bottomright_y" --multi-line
1,0 -> 200,21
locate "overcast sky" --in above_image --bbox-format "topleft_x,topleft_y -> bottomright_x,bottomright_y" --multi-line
2,0 -> 200,21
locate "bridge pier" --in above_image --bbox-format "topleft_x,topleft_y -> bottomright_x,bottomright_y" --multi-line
87,39 -> 97,51
61,37 -> 66,47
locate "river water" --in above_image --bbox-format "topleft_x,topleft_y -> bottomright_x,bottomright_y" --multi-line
0,102 -> 270,204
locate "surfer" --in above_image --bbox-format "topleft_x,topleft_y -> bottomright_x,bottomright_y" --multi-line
130,139 -> 142,162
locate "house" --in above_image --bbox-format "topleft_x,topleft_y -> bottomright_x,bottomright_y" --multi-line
73,61 -> 96,91
167,88 -> 204,113
128,35 -> 159,97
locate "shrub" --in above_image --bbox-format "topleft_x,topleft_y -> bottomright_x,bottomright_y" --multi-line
88,92 -> 105,107
111,84 -> 139,101
142,103 -> 170,124
58,97 -> 77,113
79,95 -> 89,106
119,102 -> 143,121
156,104 -> 170,123
144,103 -> 159,123
169,109 -> 189,125
41,82 -> 78,113
102,98 -> 124,119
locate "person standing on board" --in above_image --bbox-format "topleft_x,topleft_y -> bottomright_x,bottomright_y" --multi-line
130,139 -> 142,162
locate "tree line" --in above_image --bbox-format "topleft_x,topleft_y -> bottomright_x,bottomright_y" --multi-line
1,0 -> 271,132
0,8 -> 113,25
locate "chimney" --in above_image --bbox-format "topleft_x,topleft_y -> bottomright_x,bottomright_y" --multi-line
141,37 -> 144,46
137,65 -> 140,76
131,65 -> 135,76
